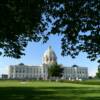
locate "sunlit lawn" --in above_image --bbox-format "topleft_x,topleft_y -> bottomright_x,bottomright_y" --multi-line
0,80 -> 100,100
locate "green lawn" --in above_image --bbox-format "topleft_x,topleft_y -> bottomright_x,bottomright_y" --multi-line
0,80 -> 100,100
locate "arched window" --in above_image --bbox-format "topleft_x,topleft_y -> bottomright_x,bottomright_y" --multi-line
50,57 -> 52,61
46,56 -> 48,62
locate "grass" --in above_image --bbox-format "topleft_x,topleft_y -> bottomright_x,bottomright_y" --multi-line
59,79 -> 100,85
0,80 -> 100,100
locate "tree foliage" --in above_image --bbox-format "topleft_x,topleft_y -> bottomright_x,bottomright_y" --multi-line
48,63 -> 63,78
45,0 -> 100,61
0,0 -> 100,61
96,65 -> 100,78
0,0 -> 46,58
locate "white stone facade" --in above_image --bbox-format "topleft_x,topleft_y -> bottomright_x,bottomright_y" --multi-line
9,64 -> 42,79
63,66 -> 88,80
8,46 -> 88,80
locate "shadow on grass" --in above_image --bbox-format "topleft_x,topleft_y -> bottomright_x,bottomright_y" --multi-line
0,87 -> 100,100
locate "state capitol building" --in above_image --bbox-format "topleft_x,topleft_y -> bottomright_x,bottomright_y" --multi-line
9,46 -> 88,80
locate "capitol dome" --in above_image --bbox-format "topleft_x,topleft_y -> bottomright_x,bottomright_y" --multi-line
42,46 -> 57,65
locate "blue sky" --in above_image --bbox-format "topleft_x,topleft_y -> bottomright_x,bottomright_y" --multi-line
0,35 -> 99,76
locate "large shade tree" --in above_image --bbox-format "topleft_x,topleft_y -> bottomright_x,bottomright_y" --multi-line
48,63 -> 63,79
0,0 -> 99,62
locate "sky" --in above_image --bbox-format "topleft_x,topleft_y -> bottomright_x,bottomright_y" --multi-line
0,35 -> 99,77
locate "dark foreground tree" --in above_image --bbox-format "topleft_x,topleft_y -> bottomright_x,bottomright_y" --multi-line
45,0 -> 100,62
0,0 -> 46,58
0,0 -> 99,61
48,63 -> 63,79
